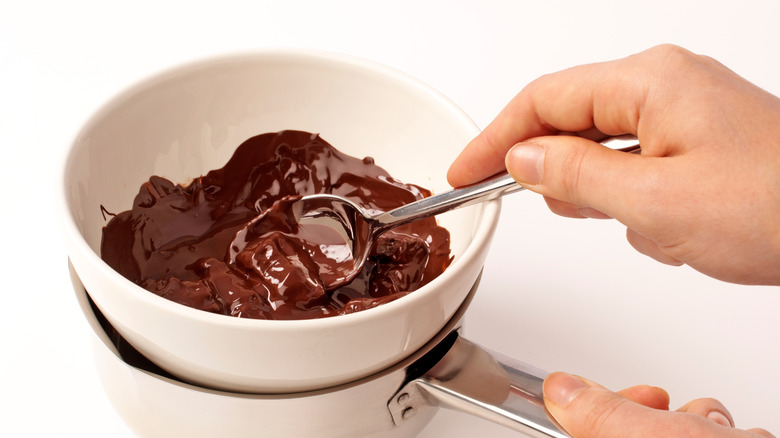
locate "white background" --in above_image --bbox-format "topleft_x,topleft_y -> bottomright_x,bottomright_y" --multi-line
2,0 -> 779,436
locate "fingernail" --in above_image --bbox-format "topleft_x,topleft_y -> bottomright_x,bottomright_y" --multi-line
506,143 -> 544,185
707,410 -> 733,427
544,372 -> 589,407
577,207 -> 612,219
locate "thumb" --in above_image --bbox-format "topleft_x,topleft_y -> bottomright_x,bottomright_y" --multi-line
505,136 -> 650,222
543,372 -> 719,438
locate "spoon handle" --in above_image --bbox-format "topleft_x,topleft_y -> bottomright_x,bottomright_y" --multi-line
373,173 -> 521,232
372,138 -> 641,233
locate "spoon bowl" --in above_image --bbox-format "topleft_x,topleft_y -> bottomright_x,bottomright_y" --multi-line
292,173 -> 523,290
290,194 -> 374,289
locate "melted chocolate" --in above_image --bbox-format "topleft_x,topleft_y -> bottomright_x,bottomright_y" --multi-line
100,131 -> 452,320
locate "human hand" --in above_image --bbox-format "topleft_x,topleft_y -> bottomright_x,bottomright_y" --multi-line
447,44 -> 780,285
543,372 -> 774,438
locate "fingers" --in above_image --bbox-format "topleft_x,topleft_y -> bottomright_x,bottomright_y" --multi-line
447,44 -> 684,187
543,372 -> 774,438
677,399 -> 776,437
677,398 -> 734,427
503,135 -> 654,226
616,385 -> 670,410
500,133 -> 687,267
543,372 -> 669,438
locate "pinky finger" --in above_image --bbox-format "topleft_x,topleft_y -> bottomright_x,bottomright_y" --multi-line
677,398 -> 734,427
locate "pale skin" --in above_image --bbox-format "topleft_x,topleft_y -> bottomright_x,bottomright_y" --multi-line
447,44 -> 779,437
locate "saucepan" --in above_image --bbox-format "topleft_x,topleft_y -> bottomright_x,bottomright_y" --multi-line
70,262 -> 566,437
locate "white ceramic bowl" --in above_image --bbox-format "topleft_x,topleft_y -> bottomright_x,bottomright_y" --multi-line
61,50 -> 500,393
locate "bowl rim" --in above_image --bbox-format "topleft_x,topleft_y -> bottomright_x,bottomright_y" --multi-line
61,48 -> 501,331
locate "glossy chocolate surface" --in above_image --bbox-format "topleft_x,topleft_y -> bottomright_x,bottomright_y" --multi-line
101,131 -> 452,319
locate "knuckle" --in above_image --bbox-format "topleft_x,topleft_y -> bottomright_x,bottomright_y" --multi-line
479,123 -> 503,157
634,44 -> 702,77
581,396 -> 629,436
530,71 -> 557,89
523,78 -> 557,132
647,43 -> 687,57
643,44 -> 723,77
645,44 -> 691,64
558,145 -> 590,202
697,397 -> 723,407
675,414 -> 713,437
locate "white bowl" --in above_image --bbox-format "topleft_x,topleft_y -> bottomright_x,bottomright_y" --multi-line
61,49 -> 500,393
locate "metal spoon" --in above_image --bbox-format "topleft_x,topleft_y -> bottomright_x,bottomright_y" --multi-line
289,137 -> 641,290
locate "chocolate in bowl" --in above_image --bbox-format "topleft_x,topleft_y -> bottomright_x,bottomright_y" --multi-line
101,130 -> 452,320
62,50 -> 499,393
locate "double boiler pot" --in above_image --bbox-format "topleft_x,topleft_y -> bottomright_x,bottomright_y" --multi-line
71,264 -> 566,437
60,50 -> 568,437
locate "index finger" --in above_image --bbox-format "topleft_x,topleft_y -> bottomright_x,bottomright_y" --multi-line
447,47 -> 662,187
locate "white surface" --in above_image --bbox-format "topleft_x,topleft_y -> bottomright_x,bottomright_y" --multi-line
2,0 -> 778,436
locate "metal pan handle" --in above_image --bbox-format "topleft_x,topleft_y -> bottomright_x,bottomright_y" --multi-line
389,332 -> 568,437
